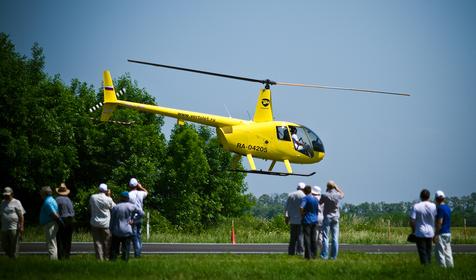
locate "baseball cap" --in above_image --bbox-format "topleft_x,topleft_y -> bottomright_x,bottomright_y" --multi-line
297,182 -> 306,190
312,186 -> 321,195
99,183 -> 108,192
3,187 -> 13,196
120,191 -> 129,199
435,190 -> 445,199
129,178 -> 138,188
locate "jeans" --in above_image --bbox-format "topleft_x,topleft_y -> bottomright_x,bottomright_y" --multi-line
416,237 -> 432,265
132,222 -> 142,257
288,224 -> 304,255
321,216 -> 339,259
435,233 -> 453,268
302,223 -> 318,259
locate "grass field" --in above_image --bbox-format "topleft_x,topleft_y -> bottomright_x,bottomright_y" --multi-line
1,253 -> 475,280
21,223 -> 476,244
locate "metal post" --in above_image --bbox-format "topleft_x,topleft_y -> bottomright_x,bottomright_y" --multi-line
387,220 -> 391,242
147,212 -> 150,241
464,218 -> 467,241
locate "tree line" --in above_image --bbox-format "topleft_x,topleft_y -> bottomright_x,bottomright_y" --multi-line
249,192 -> 476,226
0,33 -> 251,231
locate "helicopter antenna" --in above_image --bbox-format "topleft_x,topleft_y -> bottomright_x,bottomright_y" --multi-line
128,59 -> 410,96
223,104 -> 232,118
246,110 -> 251,121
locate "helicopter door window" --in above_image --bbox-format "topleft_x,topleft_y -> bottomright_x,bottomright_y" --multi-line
276,126 -> 291,141
290,126 -> 314,157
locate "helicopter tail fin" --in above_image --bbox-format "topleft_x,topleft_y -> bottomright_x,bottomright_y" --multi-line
100,70 -> 118,121
253,88 -> 273,122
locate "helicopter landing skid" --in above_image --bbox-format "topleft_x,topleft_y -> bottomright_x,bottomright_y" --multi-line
229,169 -> 316,177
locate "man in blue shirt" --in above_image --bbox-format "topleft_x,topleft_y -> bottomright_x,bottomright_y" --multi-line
434,190 -> 454,268
40,186 -> 60,260
300,185 -> 318,260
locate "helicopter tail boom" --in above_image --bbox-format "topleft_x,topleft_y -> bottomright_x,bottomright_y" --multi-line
100,70 -> 118,121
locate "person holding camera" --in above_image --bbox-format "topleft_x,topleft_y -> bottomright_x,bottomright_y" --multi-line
319,180 -> 344,260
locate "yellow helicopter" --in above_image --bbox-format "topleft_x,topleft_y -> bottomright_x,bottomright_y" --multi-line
98,60 -> 409,176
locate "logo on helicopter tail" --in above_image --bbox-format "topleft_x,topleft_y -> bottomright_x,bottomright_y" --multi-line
261,98 -> 270,107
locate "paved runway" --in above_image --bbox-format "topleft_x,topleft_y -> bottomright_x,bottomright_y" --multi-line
16,242 -> 476,255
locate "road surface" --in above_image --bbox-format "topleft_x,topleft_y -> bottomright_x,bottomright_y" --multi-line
14,242 -> 476,255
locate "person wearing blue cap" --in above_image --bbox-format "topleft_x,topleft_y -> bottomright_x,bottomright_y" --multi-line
110,191 -> 143,261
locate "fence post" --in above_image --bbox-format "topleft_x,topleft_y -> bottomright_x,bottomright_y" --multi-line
387,220 -> 391,242
146,212 -> 150,241
464,218 -> 467,241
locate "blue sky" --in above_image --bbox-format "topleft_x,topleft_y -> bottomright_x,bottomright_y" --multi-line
1,1 -> 475,204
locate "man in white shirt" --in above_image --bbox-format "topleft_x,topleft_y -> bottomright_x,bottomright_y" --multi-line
410,189 -> 437,265
128,178 -> 148,258
1,187 -> 25,258
89,183 -> 115,261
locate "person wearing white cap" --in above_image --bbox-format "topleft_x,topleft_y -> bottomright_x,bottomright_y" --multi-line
319,180 -> 344,260
312,186 -> 324,250
89,183 -> 116,261
128,177 -> 148,258
410,189 -> 436,265
1,187 -> 25,258
434,190 -> 454,268
284,182 -> 305,255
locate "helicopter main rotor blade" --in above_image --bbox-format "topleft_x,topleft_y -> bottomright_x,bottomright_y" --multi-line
128,59 -> 409,96
275,82 -> 410,96
128,59 -> 275,86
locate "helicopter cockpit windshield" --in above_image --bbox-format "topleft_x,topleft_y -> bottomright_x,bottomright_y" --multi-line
302,126 -> 325,153
289,125 -> 325,158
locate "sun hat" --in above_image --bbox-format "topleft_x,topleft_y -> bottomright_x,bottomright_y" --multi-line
312,186 -> 321,195
297,182 -> 306,190
56,183 -> 70,196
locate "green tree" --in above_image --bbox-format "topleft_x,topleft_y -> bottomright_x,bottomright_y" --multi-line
159,124 -> 210,231
70,74 -> 166,226
0,34 -> 77,191
158,125 -> 250,231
